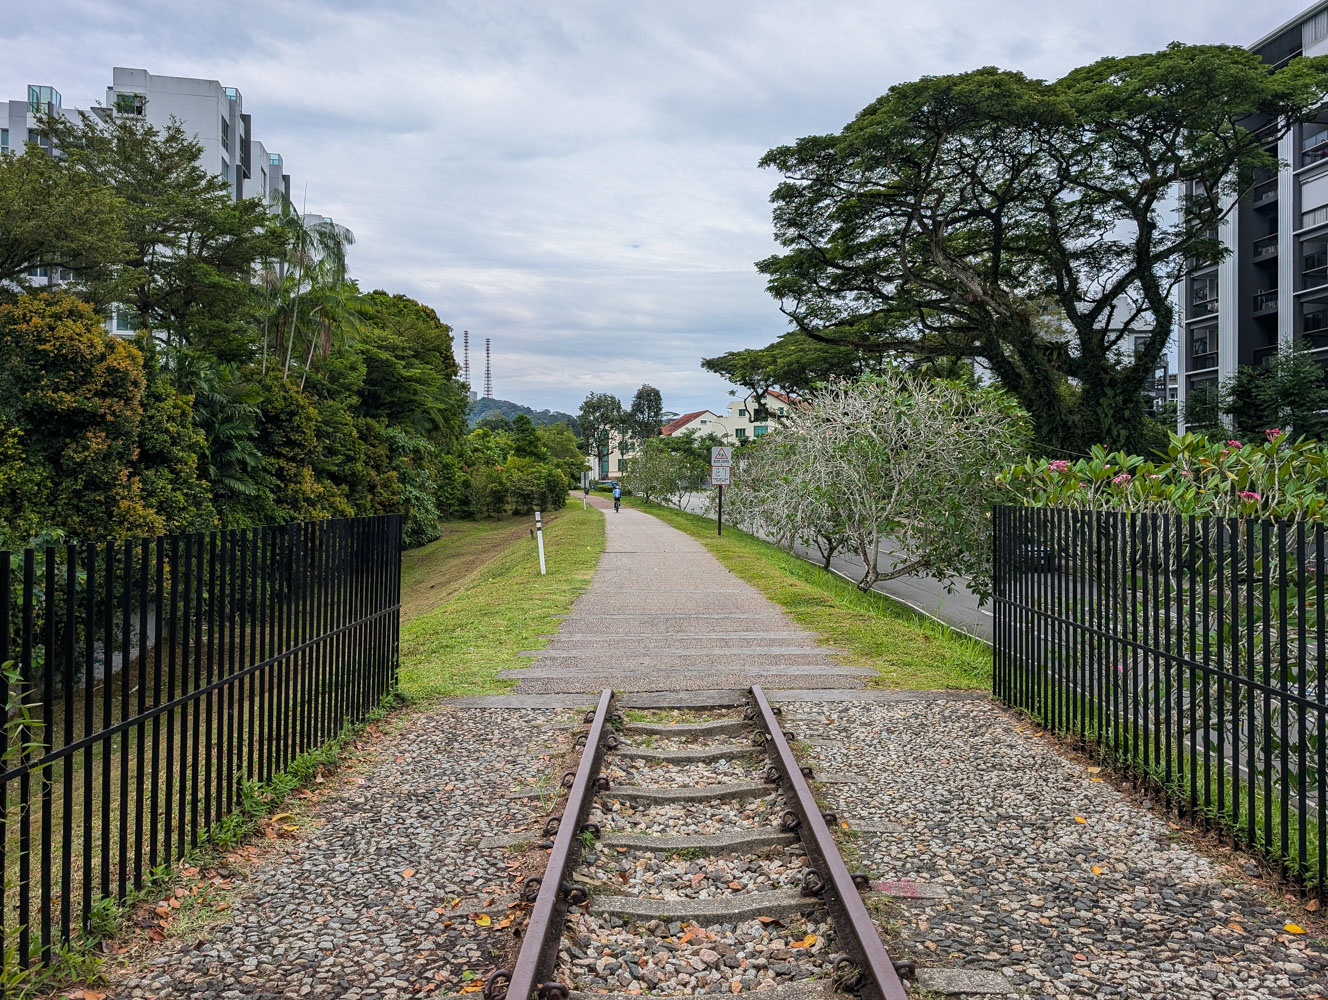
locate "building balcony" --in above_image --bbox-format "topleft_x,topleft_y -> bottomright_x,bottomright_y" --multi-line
1253,290 -> 1279,315
1304,329 -> 1328,351
1305,128 -> 1328,164
1190,351 -> 1218,372
1253,345 -> 1279,368
1252,178 -> 1279,209
1305,267 -> 1328,291
1189,298 -> 1218,318
1253,234 -> 1279,261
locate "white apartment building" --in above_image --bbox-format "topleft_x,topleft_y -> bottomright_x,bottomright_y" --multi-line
589,392 -> 802,479
105,68 -> 289,209
5,68 -> 338,333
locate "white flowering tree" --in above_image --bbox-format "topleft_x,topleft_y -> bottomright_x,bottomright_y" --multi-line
721,434 -> 848,568
733,372 -> 1027,597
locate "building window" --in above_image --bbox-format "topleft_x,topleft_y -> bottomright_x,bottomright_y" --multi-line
1305,125 -> 1328,165
1304,238 -> 1328,290
616,458 -> 623,472
737,408 -> 746,416
700,419 -> 708,424
1190,326 -> 1217,371
116,309 -> 132,332
220,158 -> 230,183
220,116 -> 230,151
27,85 -> 60,115
753,425 -> 768,437
270,153 -> 281,165
735,427 -> 747,440
1,128 -> 7,155
1305,302 -> 1328,346
113,92 -> 144,115
778,407 -> 785,415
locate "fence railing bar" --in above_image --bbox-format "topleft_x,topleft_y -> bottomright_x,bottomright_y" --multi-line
994,506 -> 1325,898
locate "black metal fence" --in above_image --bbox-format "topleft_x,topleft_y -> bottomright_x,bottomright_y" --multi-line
993,506 -> 1325,896
0,514 -> 401,969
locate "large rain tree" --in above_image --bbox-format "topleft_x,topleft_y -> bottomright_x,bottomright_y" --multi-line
757,44 -> 1328,455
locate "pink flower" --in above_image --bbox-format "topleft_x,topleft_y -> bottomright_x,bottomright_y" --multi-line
1112,472 -> 1133,485
1048,460 -> 1070,473
1238,490 -> 1262,501
1266,428 -> 1282,441
1227,440 -> 1242,449
1180,469 -> 1194,477
1149,474 -> 1162,479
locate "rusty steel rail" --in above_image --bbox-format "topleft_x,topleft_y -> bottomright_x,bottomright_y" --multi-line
747,685 -> 911,1000
487,689 -> 618,1000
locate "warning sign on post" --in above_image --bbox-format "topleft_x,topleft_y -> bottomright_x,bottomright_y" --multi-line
711,466 -> 731,486
711,446 -> 732,467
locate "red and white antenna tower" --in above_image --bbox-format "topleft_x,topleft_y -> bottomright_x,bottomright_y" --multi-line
484,338 -> 493,398
462,330 -> 470,389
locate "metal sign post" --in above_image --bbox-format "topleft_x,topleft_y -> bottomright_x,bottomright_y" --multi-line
535,511 -> 547,574
711,447 -> 732,536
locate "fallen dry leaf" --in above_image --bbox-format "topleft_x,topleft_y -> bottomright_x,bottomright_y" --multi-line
474,914 -> 492,927
1285,923 -> 1306,934
1306,899 -> 1321,912
402,868 -> 416,879
1090,866 -> 1102,875
1074,816 -> 1087,824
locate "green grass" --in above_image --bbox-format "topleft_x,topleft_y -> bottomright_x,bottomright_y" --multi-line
398,504 -> 606,701
622,499 -> 991,690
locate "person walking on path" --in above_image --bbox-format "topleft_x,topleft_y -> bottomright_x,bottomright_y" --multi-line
612,481 -> 621,512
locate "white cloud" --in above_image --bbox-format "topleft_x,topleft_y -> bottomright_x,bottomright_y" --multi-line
0,0 -> 1306,414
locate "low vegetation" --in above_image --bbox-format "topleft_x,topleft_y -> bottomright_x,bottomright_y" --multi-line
399,506 -> 605,701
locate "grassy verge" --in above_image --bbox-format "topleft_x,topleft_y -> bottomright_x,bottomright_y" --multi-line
622,498 -> 990,690
399,504 -> 605,701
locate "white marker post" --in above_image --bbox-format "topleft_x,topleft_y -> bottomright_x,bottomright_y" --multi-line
535,511 -> 547,575
711,447 -> 733,536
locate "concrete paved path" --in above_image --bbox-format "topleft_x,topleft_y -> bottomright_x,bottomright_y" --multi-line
501,497 -> 864,693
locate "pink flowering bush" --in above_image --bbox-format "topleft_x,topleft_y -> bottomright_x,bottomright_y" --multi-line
999,431 -> 1328,521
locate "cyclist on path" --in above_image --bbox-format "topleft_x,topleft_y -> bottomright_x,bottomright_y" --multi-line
612,481 -> 621,513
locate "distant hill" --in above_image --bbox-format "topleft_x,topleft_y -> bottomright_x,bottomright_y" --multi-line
468,397 -> 581,436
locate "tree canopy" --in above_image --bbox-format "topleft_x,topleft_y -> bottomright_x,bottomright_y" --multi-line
756,44 -> 1328,455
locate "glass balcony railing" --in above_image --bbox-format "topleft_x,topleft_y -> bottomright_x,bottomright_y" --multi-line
1252,178 -> 1279,207
1253,345 -> 1279,368
1253,290 -> 1279,313
1191,351 -> 1219,371
1304,329 -> 1328,351
1305,128 -> 1328,162
1304,267 -> 1328,290
1253,234 -> 1279,260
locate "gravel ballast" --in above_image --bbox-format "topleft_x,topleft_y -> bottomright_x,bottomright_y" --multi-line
605,756 -> 764,788
110,708 -> 561,1000
578,845 -> 809,899
557,911 -> 837,995
794,698 -> 1328,1000
590,795 -> 782,836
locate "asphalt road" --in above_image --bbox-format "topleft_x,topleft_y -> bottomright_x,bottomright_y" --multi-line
677,492 -> 994,643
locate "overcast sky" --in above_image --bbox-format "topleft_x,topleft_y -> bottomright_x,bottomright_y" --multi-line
0,0 -> 1312,416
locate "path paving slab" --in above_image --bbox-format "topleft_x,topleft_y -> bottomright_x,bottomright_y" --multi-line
505,504 -> 859,694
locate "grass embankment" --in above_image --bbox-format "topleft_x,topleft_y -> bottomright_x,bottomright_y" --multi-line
622,498 -> 990,690
399,504 -> 605,701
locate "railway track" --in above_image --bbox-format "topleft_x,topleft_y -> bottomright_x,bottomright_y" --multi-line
482,687 -> 924,1000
